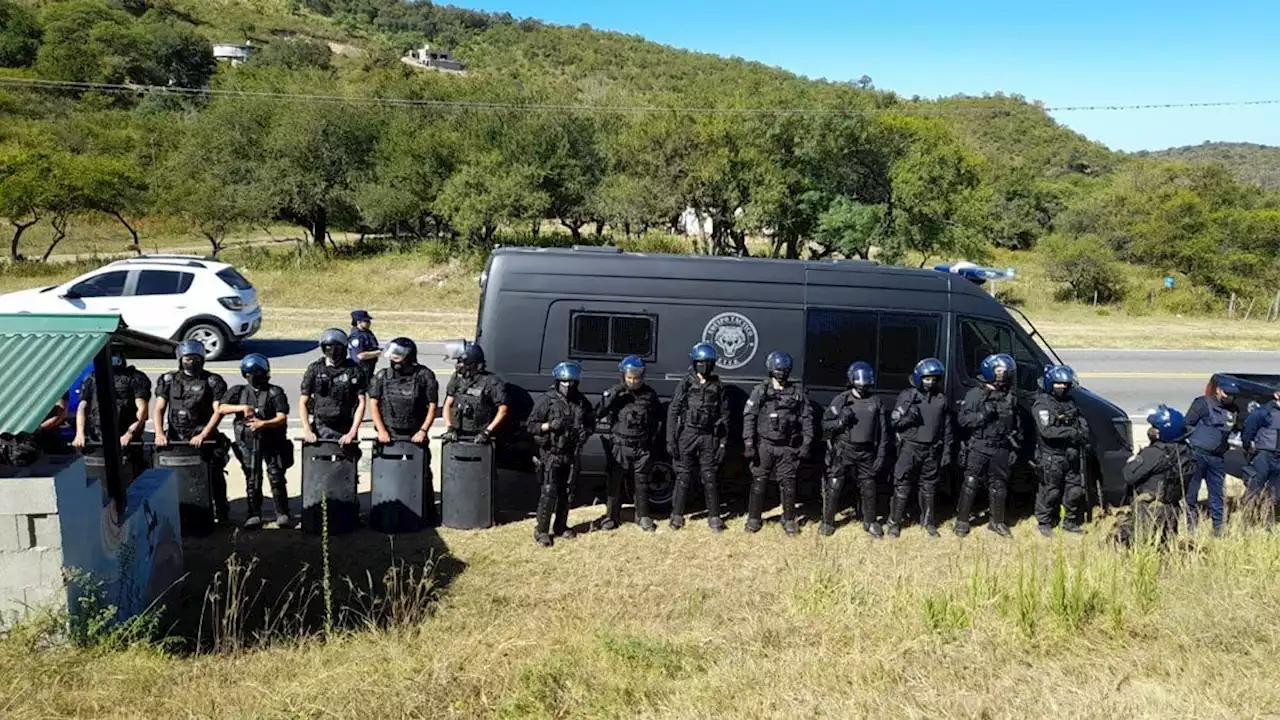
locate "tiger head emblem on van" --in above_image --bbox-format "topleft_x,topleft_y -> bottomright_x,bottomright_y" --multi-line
702,312 -> 759,372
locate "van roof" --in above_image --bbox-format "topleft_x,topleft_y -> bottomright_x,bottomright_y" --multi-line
489,245 -> 988,298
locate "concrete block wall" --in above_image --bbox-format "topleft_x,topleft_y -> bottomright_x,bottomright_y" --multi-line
0,455 -> 81,627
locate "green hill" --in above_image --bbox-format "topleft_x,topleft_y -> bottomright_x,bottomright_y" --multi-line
1138,142 -> 1280,191
1,0 -> 1278,307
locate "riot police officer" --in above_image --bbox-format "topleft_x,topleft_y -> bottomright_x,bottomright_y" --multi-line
442,343 -> 508,444
744,350 -> 814,536
369,337 -> 440,525
667,343 -> 730,532
218,354 -> 294,529
527,361 -> 595,546
153,340 -> 231,525
888,358 -> 953,538
300,328 -> 367,449
597,355 -> 663,532
1032,365 -> 1091,537
348,310 -> 380,379
821,361 -> 889,538
1240,388 -> 1280,522
74,345 -> 151,478
1113,405 -> 1193,548
956,353 -> 1021,538
1184,378 -> 1240,534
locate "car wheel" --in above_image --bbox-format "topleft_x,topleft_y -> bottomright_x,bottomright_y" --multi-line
646,459 -> 676,510
184,323 -> 229,361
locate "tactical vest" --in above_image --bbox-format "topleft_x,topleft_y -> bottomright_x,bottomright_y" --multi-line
539,388 -> 587,455
678,374 -> 724,434
379,369 -> 430,432
236,384 -> 287,443
833,393 -> 879,447
971,388 -> 1018,445
309,362 -> 361,422
756,381 -> 806,444
1188,399 -> 1232,454
90,370 -> 142,434
609,385 -> 659,441
452,374 -> 498,434
1254,404 -> 1280,452
164,372 -> 217,438
900,389 -> 948,445
1035,395 -> 1081,455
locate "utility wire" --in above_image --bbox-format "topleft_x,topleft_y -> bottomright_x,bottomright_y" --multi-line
0,76 -> 1277,115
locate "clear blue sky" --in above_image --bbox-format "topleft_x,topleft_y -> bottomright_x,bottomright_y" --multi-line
454,0 -> 1280,152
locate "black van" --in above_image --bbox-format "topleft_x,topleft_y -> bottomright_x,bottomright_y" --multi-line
470,246 -> 1135,511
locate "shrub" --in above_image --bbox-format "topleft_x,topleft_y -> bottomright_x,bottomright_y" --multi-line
1041,234 -> 1127,304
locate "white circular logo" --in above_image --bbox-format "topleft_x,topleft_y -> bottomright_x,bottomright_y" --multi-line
702,312 -> 759,371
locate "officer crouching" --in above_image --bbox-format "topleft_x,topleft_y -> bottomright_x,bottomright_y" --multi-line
1112,405 -> 1194,548
217,353 -> 294,529
527,361 -> 594,546
1241,389 -> 1280,525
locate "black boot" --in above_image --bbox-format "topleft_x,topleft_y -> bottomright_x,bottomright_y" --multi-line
860,481 -> 880,534
989,488 -> 1011,538
534,485 -> 555,544
954,481 -> 977,537
745,478 -> 765,533
634,477 -> 653,529
864,521 -> 884,538
820,475 -> 842,537
887,493 -> 907,538
670,475 -> 690,530
703,475 -> 723,532
602,471 -> 622,530
270,478 -> 293,528
781,480 -> 799,536
920,491 -> 939,537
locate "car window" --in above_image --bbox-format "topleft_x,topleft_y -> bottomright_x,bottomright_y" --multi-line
957,317 -> 1044,392
134,270 -> 194,296
805,309 -> 940,392
569,312 -> 656,359
69,271 -> 128,299
216,267 -> 253,291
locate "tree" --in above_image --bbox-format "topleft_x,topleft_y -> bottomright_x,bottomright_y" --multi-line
0,0 -> 42,68
814,197 -> 885,260
0,144 -> 54,260
250,38 -> 332,70
1041,234 -> 1127,304
436,154 -> 548,244
355,113 -> 461,238
534,115 -> 606,242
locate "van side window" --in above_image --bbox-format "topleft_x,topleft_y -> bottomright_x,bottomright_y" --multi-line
958,317 -> 1044,392
570,312 -> 655,359
805,309 -> 940,391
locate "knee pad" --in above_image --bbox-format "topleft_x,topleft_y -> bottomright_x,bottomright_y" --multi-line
963,476 -> 981,493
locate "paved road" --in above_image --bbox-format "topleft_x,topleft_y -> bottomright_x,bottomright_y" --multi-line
131,342 -> 1280,425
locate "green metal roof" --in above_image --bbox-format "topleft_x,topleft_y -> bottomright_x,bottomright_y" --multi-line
0,314 -> 122,436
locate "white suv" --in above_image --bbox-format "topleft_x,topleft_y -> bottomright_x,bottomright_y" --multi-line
0,255 -> 261,360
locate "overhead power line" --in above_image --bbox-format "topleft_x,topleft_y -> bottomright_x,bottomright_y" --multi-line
0,76 -> 1277,116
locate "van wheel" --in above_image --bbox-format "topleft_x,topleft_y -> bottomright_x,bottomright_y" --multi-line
183,323 -> 229,361
646,459 -> 676,510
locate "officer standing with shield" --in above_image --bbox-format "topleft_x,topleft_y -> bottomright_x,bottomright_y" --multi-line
300,328 -> 368,449
441,343 -> 507,444
74,345 -> 151,478
527,361 -> 594,546
369,337 -> 440,525
153,340 -> 231,525
218,353 -> 294,529
667,343 -> 730,532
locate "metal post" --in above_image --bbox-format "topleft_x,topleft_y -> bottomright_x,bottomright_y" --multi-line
92,346 -> 125,516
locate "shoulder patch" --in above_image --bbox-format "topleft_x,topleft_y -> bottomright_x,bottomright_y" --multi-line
1038,409 -> 1052,427
350,339 -> 360,347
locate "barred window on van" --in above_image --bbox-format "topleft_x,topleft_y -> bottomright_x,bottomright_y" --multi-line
570,313 -> 655,358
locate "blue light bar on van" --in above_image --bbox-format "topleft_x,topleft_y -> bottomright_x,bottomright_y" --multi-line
934,262 -> 1014,285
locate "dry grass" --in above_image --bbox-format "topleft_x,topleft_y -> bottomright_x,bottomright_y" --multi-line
4,503 -> 1280,718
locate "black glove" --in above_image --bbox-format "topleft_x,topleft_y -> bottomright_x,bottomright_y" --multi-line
839,406 -> 857,428
441,428 -> 458,443
667,440 -> 678,459
474,428 -> 492,444
799,443 -> 812,461
714,442 -> 726,465
547,417 -> 565,433
983,404 -> 999,422
743,441 -> 757,462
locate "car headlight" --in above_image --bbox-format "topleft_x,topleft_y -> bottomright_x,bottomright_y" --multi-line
1112,415 -> 1133,451
218,296 -> 246,311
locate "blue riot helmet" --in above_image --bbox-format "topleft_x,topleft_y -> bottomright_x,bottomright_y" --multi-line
980,353 -> 1016,388
385,337 -> 418,375
1147,404 -> 1187,443
176,339 -> 206,375
690,342 -> 718,377
1214,377 -> 1240,400
553,361 -> 582,395
847,361 -> 875,392
619,355 -> 646,388
240,353 -> 271,386
1041,364 -> 1078,399
911,358 -> 945,392
765,350 -> 793,382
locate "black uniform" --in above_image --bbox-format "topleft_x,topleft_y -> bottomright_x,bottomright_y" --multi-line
823,389 -> 889,531
888,386 -> 954,532
301,359 -> 367,437
956,384 -> 1021,533
744,379 -> 815,531
1113,439 -> 1194,547
370,364 -> 440,524
1032,392 -> 1090,530
223,382 -> 293,519
81,367 -> 151,476
527,385 -> 595,539
155,369 -> 230,520
597,382 -> 663,528
667,371 -> 730,527
348,327 -> 379,380
446,371 -> 507,438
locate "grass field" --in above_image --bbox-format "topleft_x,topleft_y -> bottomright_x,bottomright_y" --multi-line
2,233 -> 1279,350
4,503 -> 1280,718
